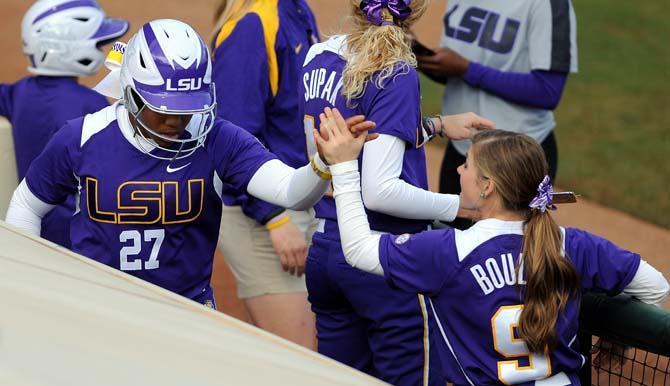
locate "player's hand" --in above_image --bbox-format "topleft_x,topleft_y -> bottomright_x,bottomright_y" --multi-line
316,115 -> 376,141
417,47 -> 469,78
314,107 -> 376,165
440,112 -> 495,140
269,217 -> 308,277
592,338 -> 631,373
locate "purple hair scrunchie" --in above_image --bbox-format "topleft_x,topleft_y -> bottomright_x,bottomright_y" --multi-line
529,175 -> 557,213
360,0 -> 412,27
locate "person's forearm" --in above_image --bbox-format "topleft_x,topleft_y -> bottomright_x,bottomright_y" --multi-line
463,63 -> 567,110
622,260 -> 669,306
246,155 -> 330,211
331,161 -> 384,275
362,135 -> 459,222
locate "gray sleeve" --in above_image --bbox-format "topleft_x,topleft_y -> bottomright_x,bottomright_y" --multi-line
529,0 -> 578,73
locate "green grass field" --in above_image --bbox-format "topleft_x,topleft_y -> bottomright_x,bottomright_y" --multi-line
419,0 -> 670,228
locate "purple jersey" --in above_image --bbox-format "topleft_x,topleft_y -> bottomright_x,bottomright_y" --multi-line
24,103 -> 275,299
212,0 -> 319,223
0,76 -> 109,247
379,219 -> 641,386
300,35 -> 430,235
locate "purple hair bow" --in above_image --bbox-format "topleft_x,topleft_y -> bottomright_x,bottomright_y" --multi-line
360,0 -> 412,26
529,175 -> 557,212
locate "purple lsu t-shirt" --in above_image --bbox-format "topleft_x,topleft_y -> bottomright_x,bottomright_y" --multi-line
299,35 -> 430,236
24,104 -> 275,299
378,219 -> 640,386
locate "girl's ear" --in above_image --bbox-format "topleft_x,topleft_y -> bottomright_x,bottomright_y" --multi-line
482,180 -> 495,199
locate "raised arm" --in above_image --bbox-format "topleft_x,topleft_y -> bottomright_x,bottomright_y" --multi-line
246,154 -> 332,211
362,112 -> 493,222
217,109 -> 374,212
361,134 -> 460,222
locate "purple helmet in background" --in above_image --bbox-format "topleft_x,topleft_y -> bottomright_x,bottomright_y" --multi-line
120,19 -> 216,160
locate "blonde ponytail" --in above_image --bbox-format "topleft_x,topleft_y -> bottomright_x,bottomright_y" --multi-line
341,0 -> 428,101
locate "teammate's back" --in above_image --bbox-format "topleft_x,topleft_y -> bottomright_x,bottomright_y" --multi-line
0,0 -> 128,247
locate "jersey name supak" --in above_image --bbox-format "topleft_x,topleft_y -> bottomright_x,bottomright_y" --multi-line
24,103 -> 275,299
379,219 -> 640,386
300,35 -> 430,236
440,0 -> 578,155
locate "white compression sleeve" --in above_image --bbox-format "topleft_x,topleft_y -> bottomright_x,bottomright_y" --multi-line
622,260 -> 669,306
5,179 -> 55,236
331,160 -> 384,276
246,155 -> 330,211
361,134 -> 460,222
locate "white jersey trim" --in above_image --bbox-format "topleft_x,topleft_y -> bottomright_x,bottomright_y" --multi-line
303,35 -> 346,67
80,103 -> 118,147
454,219 -> 524,262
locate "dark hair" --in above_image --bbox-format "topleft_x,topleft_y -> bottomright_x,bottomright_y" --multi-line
471,130 -> 580,352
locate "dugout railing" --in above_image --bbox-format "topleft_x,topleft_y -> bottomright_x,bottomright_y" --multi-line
578,293 -> 670,386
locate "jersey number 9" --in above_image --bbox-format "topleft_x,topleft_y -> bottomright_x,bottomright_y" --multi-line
492,305 -> 552,384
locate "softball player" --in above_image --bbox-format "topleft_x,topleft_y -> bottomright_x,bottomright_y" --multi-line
4,19 -> 363,307
300,1 -> 493,384
417,0 -> 578,228
210,0 -> 320,348
0,0 -> 128,247
320,125 -> 669,386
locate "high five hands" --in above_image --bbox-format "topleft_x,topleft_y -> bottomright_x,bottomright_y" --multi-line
314,107 -> 377,165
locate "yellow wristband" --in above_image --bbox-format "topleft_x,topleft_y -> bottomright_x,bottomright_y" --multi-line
265,216 -> 290,231
311,156 -> 332,180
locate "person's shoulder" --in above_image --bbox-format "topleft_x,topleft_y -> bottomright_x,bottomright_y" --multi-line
66,83 -> 109,107
304,35 -> 347,66
1,76 -> 40,96
213,2 -> 276,50
362,62 -> 418,101
76,104 -> 119,147
563,226 -> 618,257
206,117 -> 256,146
384,62 -> 419,85
2,76 -> 31,88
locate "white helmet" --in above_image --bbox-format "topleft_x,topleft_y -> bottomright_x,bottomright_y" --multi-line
120,19 -> 216,161
21,0 -> 129,77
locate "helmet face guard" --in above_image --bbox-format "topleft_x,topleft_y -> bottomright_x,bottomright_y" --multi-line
120,19 -> 217,161
124,83 -> 216,161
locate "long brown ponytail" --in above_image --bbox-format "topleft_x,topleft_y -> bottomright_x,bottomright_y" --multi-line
471,130 -> 580,352
342,0 -> 428,101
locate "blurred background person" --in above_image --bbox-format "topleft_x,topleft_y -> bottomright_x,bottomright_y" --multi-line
211,0 -> 320,349
417,0 -> 578,229
0,0 -> 128,247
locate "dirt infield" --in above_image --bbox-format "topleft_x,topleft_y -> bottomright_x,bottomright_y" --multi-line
1,0 -> 666,322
